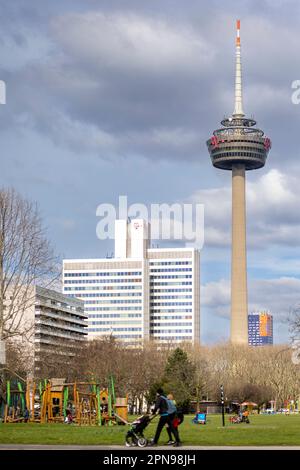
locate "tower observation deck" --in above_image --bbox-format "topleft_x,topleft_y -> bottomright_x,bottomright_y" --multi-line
206,20 -> 271,344
207,117 -> 271,171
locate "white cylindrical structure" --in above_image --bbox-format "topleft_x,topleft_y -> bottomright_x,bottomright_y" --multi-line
231,163 -> 248,343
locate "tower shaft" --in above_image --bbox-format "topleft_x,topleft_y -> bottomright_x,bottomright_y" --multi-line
231,164 -> 248,343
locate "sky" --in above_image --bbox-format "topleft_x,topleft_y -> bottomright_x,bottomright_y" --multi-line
1,0 -> 300,344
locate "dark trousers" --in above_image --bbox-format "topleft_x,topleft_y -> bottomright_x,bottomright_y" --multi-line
154,414 -> 180,443
166,412 -> 175,441
166,412 -> 177,441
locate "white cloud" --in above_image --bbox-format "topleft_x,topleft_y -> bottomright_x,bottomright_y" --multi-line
190,168 -> 300,248
52,12 -> 214,75
202,278 -> 230,318
202,276 -> 300,323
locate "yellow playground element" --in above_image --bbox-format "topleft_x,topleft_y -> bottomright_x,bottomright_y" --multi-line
3,375 -> 127,426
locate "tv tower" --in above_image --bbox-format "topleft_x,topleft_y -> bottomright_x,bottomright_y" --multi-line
207,20 -> 271,344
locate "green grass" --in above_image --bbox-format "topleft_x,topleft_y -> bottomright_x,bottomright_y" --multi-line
1,414 -> 300,446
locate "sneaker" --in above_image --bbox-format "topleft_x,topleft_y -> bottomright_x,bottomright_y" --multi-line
167,440 -> 175,445
173,442 -> 182,447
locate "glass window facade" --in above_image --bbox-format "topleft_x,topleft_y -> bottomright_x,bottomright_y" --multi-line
248,312 -> 273,346
63,249 -> 199,344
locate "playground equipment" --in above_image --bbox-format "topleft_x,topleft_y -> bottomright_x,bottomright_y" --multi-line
2,374 -> 128,426
2,378 -> 27,423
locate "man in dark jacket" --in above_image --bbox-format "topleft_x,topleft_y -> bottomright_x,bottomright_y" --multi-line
150,388 -> 181,446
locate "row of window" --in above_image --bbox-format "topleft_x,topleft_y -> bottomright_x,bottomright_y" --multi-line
150,329 -> 192,334
213,145 -> 265,153
74,292 -> 142,298
151,309 -> 192,313
40,299 -> 80,311
151,322 -> 192,327
154,336 -> 193,340
212,138 -> 263,144
87,314 -> 193,320
249,341 -> 273,345
149,275 -> 192,279
64,271 -> 142,277
85,306 -> 141,311
150,315 -> 192,320
213,151 -> 264,159
64,278 -> 141,284
88,327 -> 142,332
88,329 -> 142,338
85,299 -> 142,305
35,309 -> 86,323
149,268 -> 192,273
149,261 -> 191,266
88,313 -> 142,318
35,317 -> 85,330
89,321 -> 141,326
150,295 -> 192,300
150,302 -> 192,307
150,282 -> 192,286
150,289 -> 192,293
64,286 -> 142,291
35,327 -> 84,338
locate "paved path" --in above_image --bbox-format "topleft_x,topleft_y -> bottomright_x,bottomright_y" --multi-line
1,444 -> 300,450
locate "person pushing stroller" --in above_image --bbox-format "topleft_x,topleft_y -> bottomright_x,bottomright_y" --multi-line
149,388 -> 181,447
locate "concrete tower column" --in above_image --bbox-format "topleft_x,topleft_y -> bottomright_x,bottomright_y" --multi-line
231,163 -> 248,343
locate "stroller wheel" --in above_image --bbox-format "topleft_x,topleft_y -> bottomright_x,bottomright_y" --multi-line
125,440 -> 137,447
137,437 -> 148,447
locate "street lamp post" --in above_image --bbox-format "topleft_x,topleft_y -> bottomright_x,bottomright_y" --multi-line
220,385 -> 225,427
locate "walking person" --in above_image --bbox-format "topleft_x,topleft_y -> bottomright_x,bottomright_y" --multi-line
165,393 -> 179,445
150,388 -> 181,447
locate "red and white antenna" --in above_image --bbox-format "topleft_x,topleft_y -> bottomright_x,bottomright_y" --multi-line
233,19 -> 244,117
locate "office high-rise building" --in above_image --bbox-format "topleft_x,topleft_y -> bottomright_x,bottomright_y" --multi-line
63,219 -> 200,345
248,312 -> 273,346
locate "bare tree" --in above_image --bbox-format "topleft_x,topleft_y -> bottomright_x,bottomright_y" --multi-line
0,188 -> 58,348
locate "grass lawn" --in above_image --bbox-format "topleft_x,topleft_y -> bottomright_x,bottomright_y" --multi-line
1,414 -> 300,446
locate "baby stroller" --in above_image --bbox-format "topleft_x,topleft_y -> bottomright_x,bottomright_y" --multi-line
125,414 -> 156,447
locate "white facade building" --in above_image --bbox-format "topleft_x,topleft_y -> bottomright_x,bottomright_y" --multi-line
6,286 -> 87,372
33,287 -> 87,365
63,220 -> 200,345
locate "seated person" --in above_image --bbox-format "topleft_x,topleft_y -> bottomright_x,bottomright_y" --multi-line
65,409 -> 73,424
193,412 -> 206,424
23,408 -> 30,423
101,397 -> 108,414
